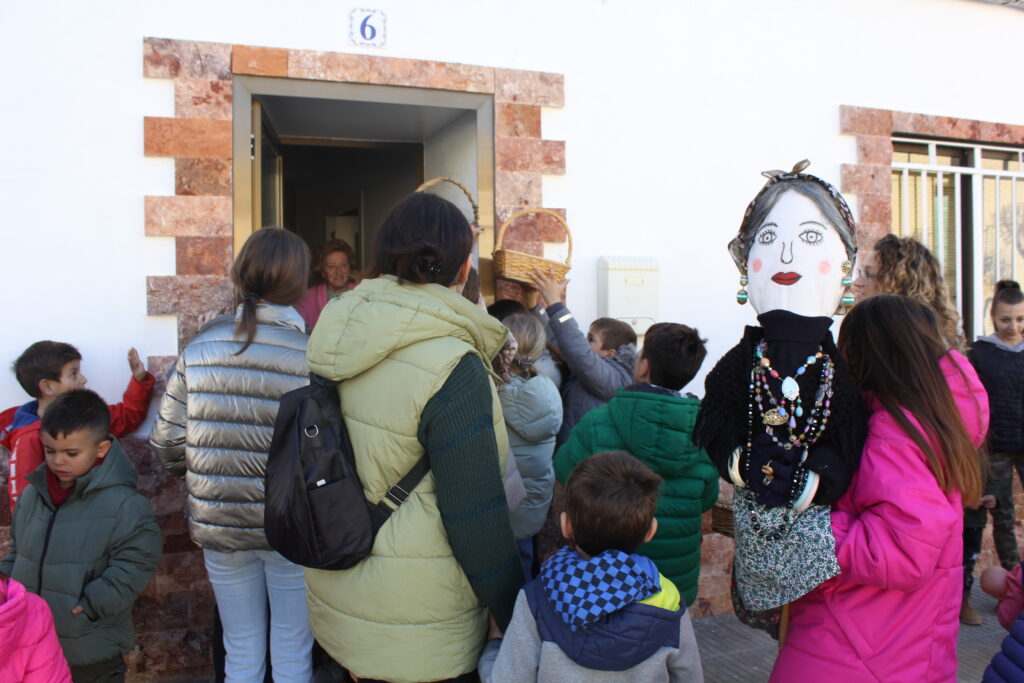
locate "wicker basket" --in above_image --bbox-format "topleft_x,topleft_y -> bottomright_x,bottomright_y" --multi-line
493,208 -> 573,285
416,176 -> 480,231
711,502 -> 735,538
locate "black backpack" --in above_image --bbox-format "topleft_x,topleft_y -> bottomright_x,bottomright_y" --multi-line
265,373 -> 428,570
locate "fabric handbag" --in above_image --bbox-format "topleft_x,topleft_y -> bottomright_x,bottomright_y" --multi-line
265,373 -> 428,570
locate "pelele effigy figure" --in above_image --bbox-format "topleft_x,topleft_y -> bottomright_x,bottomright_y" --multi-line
694,160 -> 867,633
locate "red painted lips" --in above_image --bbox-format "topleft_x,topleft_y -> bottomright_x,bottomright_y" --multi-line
771,272 -> 802,286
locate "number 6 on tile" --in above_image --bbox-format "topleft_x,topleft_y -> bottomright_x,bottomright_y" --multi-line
350,9 -> 387,48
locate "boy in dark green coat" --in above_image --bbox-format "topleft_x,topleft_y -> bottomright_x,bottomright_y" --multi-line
554,323 -> 718,606
0,389 -> 162,682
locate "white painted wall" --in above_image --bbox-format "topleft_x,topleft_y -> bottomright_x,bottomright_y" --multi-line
1,0 -> 1022,407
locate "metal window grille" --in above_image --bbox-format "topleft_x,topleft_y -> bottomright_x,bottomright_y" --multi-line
891,137 -> 1024,340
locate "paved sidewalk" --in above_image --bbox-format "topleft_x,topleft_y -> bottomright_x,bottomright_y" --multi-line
694,585 -> 1004,682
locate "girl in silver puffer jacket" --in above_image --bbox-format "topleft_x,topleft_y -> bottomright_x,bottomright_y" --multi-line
150,227 -> 315,682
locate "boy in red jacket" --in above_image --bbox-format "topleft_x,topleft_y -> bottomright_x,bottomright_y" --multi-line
0,341 -> 154,513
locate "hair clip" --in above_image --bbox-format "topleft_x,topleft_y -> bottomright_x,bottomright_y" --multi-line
242,291 -> 259,301
425,263 -> 442,275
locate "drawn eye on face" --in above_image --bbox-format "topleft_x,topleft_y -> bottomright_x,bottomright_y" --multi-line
756,227 -> 777,246
799,228 -> 823,245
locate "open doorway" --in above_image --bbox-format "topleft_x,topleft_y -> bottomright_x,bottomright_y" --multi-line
234,78 -> 495,293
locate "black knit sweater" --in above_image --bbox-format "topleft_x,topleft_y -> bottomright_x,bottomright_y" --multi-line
694,310 -> 867,505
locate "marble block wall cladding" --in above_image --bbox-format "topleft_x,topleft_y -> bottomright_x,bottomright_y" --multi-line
839,104 -> 1024,250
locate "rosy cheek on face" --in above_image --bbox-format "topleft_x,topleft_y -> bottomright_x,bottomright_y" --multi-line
751,259 -> 763,273
818,261 -> 832,275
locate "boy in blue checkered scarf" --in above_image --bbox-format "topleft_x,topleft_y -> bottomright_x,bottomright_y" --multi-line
478,451 -> 703,681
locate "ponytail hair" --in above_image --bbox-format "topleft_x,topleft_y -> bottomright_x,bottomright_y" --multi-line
503,313 -> 546,378
993,280 -> 1024,311
231,227 -> 311,355
372,193 -> 473,287
839,294 -> 983,502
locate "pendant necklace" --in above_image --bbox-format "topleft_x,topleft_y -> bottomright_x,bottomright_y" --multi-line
754,341 -> 823,428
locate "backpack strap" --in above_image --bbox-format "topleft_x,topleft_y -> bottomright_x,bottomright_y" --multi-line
376,456 -> 430,515
312,372 -> 431,519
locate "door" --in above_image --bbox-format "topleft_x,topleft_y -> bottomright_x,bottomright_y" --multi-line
252,99 -> 284,230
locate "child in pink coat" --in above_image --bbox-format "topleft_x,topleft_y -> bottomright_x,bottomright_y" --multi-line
772,295 -> 990,683
0,573 -> 72,682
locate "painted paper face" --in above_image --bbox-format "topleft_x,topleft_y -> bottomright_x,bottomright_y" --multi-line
746,190 -> 848,317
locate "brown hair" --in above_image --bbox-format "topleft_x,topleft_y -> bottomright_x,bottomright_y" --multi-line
461,266 -> 481,305
231,227 -> 311,355
13,341 -> 81,398
564,451 -> 662,556
641,323 -> 708,391
589,318 -> 637,352
992,280 -> 1024,315
313,239 -> 357,286
873,234 -> 965,352
503,313 -> 546,378
41,389 -> 110,442
839,294 -> 983,502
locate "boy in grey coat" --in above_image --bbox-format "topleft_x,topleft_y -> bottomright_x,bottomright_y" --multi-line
1,389 -> 161,682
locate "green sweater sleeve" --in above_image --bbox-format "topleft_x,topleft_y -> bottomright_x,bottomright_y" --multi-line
418,354 -> 524,629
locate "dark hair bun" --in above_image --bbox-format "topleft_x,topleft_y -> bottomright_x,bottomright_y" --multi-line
373,194 -> 473,286
996,280 -> 1021,292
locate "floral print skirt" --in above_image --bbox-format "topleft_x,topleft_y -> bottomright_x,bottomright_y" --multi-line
732,487 -> 840,610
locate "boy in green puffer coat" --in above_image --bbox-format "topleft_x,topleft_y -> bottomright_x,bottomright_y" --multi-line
1,389 -> 162,682
554,323 -> 718,606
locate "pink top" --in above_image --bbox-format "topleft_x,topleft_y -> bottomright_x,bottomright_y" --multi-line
0,577 -> 72,682
998,564 -> 1024,630
295,281 -> 357,330
771,351 -> 990,683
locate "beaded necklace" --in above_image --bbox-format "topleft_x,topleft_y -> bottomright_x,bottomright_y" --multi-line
744,339 -> 834,501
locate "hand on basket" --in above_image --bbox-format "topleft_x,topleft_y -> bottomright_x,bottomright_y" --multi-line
530,267 -> 568,308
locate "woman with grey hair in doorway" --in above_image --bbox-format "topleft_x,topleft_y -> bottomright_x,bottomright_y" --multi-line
296,238 -> 359,331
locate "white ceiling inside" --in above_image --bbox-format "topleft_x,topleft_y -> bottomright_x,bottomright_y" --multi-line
259,95 -> 471,143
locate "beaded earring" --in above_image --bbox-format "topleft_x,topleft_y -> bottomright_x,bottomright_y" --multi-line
737,268 -> 749,305
840,260 -> 855,306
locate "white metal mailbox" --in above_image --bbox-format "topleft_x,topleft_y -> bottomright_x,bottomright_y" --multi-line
597,256 -> 659,337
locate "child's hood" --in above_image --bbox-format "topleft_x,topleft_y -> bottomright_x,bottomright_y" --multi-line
527,547 -> 683,671
606,390 -> 707,476
1,401 -> 41,449
500,375 -> 563,443
11,401 -> 40,431
26,437 -> 139,503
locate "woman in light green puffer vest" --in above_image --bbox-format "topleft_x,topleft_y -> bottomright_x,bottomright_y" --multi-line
305,193 -> 523,683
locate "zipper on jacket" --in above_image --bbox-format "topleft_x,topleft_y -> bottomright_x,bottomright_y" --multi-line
37,507 -> 59,592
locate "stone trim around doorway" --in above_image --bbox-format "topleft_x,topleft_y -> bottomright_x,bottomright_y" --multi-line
142,37 -> 567,357
839,104 -> 1024,248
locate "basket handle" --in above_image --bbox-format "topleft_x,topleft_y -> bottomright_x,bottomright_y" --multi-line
416,177 -> 479,226
495,208 -> 573,268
